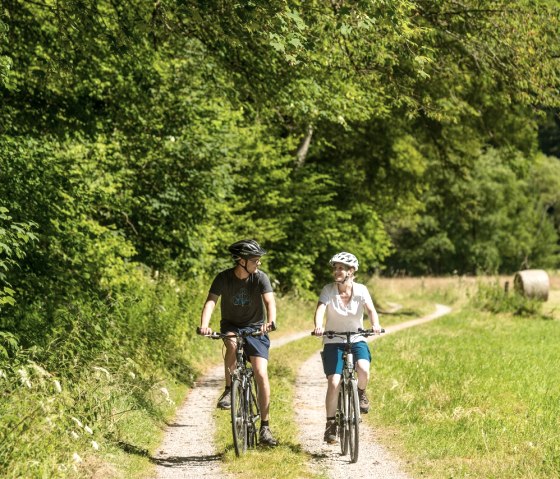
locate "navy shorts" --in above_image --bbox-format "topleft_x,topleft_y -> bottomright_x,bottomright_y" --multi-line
221,325 -> 270,360
321,341 -> 371,376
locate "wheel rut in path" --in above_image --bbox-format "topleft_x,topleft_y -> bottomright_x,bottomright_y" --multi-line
153,306 -> 450,478
294,304 -> 451,479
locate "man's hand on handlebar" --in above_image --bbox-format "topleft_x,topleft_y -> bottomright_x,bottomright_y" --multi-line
197,326 -> 212,336
261,321 -> 276,334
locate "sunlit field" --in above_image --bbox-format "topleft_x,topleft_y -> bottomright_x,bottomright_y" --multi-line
366,272 -> 560,479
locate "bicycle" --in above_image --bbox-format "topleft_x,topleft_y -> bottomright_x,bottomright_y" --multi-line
197,325 -> 274,456
313,328 -> 384,463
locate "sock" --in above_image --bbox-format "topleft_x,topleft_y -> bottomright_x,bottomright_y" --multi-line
326,416 -> 335,422
261,420 -> 269,429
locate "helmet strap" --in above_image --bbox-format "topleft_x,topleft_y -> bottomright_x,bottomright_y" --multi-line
236,258 -> 252,276
335,270 -> 353,284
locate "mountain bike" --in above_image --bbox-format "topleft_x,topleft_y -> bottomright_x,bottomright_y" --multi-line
313,328 -> 384,463
198,326 -> 273,456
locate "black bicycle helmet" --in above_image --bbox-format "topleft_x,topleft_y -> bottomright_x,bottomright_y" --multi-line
228,239 -> 267,260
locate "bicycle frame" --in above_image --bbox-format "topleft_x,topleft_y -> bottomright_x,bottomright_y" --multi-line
199,327 -> 264,456
315,328 -> 384,463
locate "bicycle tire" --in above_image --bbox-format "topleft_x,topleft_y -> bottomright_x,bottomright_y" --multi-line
338,381 -> 349,455
348,379 -> 360,463
246,373 -> 260,448
231,378 -> 247,456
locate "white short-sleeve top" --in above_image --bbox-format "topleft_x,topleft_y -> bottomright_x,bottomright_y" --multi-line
318,282 -> 375,344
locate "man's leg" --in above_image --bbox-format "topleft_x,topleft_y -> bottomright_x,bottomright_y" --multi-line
251,356 -> 270,420
251,356 -> 278,446
217,336 -> 237,409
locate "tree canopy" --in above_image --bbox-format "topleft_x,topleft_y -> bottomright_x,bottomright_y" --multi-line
1,0 -> 559,313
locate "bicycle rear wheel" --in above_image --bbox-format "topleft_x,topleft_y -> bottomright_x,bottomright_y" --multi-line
246,373 -> 260,448
338,382 -> 349,455
231,378 -> 247,456
348,379 -> 360,463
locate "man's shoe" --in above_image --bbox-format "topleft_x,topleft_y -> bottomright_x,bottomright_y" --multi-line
216,387 -> 231,409
259,426 -> 278,447
358,387 -> 369,414
323,419 -> 337,444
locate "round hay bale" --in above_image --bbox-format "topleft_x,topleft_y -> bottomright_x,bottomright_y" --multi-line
513,269 -> 549,301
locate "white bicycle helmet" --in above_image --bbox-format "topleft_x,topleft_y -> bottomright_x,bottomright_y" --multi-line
329,252 -> 359,271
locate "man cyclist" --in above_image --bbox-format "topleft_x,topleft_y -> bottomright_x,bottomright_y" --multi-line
313,252 -> 382,444
198,239 -> 278,447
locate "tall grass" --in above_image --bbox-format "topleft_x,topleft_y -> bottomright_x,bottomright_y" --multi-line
368,303 -> 560,478
0,268 -> 216,478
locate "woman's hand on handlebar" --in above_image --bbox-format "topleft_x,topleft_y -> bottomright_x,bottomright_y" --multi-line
313,326 -> 324,336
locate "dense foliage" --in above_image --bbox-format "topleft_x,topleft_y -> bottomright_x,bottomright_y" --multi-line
2,1 -> 559,300
0,0 -> 559,475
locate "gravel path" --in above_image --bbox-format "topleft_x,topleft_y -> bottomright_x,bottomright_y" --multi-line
152,305 -> 451,478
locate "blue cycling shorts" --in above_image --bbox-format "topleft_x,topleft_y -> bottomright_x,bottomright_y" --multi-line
321,341 -> 371,376
221,325 -> 270,360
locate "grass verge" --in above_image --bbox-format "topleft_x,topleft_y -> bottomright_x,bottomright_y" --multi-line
365,284 -> 560,479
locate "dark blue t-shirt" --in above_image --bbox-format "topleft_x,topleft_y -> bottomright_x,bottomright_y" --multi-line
209,268 -> 273,328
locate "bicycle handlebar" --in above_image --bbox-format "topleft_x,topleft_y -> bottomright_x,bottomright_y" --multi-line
311,328 -> 385,338
197,322 -> 276,339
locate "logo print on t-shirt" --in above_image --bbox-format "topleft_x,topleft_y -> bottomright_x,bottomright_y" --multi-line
233,288 -> 251,306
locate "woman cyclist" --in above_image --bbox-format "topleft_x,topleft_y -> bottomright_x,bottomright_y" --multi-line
313,252 -> 382,444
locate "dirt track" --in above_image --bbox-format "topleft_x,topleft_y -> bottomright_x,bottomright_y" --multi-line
152,305 -> 451,478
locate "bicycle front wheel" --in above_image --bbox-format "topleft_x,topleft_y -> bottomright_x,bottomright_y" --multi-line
246,373 -> 260,448
348,379 -> 360,463
338,382 -> 349,456
231,378 -> 247,456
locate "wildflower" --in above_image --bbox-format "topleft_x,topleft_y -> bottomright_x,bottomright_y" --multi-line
71,431 -> 79,440
160,387 -> 170,399
84,425 -> 93,435
0,369 -> 6,379
30,362 -> 51,377
128,371 -> 136,379
92,440 -> 99,450
71,417 -> 83,428
53,379 -> 62,393
17,368 -> 32,388
72,453 -> 82,463
92,366 -> 111,379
